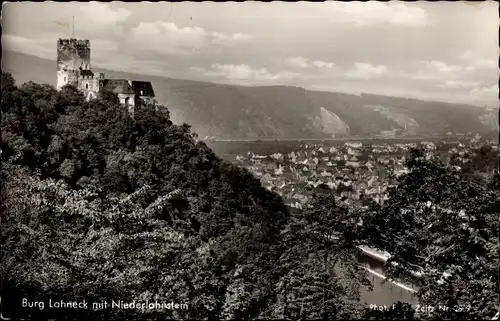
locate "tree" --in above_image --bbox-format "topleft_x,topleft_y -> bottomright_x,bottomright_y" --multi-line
98,89 -> 120,105
263,194 -> 368,319
56,84 -> 85,113
460,145 -> 499,184
359,149 -> 499,320
1,168 -> 198,320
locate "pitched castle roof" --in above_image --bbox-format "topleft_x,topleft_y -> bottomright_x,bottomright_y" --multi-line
131,81 -> 155,97
101,79 -> 155,97
101,79 -> 136,95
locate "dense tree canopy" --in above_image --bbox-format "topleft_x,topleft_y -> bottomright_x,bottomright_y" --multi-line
262,194 -> 369,319
359,149 -> 499,320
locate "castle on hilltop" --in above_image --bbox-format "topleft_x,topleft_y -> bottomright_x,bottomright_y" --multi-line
57,38 -> 155,113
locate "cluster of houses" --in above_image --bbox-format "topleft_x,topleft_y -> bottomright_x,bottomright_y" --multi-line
233,137 -> 496,210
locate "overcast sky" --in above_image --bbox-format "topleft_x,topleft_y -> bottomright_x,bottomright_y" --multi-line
2,1 -> 498,106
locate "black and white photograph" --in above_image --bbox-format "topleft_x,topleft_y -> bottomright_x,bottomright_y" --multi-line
1,1 -> 499,320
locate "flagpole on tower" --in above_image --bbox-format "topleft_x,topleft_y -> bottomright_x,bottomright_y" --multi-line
72,16 -> 75,38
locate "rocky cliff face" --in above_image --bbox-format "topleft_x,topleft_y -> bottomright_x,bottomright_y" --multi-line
318,107 -> 350,136
365,105 -> 419,133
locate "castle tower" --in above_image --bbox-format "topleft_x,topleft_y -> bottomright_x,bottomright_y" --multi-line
56,38 -> 91,90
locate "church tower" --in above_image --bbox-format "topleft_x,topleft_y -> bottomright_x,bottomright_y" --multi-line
56,38 -> 91,90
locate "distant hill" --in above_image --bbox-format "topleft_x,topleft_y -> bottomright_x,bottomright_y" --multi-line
2,50 -> 497,139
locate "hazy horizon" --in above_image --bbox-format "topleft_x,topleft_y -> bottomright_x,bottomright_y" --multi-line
2,1 -> 498,107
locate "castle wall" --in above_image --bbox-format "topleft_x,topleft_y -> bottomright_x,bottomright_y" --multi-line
66,70 -> 79,88
117,93 -> 137,116
93,73 -> 105,94
57,68 -> 80,90
57,38 -> 90,89
118,93 -> 136,107
57,70 -> 68,90
80,79 -> 93,96
57,38 -> 91,71
79,75 -> 104,102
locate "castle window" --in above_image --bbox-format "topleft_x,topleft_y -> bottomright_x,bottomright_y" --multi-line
64,77 -> 67,82
86,83 -> 89,89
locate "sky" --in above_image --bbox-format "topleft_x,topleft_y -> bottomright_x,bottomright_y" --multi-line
2,1 -> 498,107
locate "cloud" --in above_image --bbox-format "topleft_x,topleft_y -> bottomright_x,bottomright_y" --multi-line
129,21 -> 253,55
88,39 -> 122,67
330,2 -> 427,27
2,34 -> 55,59
468,85 -> 497,102
285,56 -> 310,68
460,51 -> 497,71
285,56 -> 335,69
465,59 -> 496,71
439,80 -> 480,90
91,39 -> 120,52
190,64 -> 299,83
210,32 -> 253,46
311,60 -> 335,68
346,63 -> 388,79
428,61 -> 463,73
212,64 -> 271,80
79,2 -> 131,27
131,21 -> 207,53
403,61 -> 465,81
